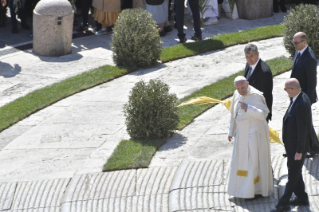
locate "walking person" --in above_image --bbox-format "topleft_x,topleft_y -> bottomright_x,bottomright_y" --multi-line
227,76 -> 273,199
290,31 -> 319,157
243,44 -> 273,122
271,78 -> 314,212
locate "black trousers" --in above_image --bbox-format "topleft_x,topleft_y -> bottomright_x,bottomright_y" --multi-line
175,0 -> 201,39
277,153 -> 308,206
81,0 -> 93,25
9,0 -> 27,29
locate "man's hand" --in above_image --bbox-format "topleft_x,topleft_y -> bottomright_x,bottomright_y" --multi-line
295,152 -> 302,160
239,101 -> 248,111
228,136 -> 233,142
1,0 -> 6,6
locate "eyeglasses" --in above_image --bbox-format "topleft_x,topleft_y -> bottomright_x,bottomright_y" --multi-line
284,87 -> 294,91
292,40 -> 304,45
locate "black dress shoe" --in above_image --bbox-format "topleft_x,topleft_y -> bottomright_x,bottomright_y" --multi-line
289,197 -> 309,206
179,37 -> 187,43
21,23 -> 30,30
282,153 -> 287,157
306,152 -> 317,158
159,30 -> 166,37
280,5 -> 287,12
164,25 -> 173,33
191,35 -> 202,41
12,27 -> 18,34
270,205 -> 290,212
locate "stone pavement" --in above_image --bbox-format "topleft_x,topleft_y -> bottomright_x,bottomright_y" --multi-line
1,5 -> 319,211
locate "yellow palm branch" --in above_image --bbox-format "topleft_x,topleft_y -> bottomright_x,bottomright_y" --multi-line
178,96 -> 284,146
178,96 -> 231,110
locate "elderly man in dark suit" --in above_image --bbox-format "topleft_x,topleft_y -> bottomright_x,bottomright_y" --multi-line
271,78 -> 313,212
244,44 -> 273,122
291,32 -> 319,157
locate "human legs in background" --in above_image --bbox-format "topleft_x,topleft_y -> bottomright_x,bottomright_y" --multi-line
188,0 -> 202,41
9,0 -> 30,33
273,0 -> 287,13
203,0 -> 218,25
217,0 -> 223,19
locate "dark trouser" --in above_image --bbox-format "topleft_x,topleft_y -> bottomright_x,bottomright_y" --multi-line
121,0 -> 133,9
81,0 -> 93,25
175,0 -> 201,39
273,0 -> 286,7
277,153 -> 308,206
9,0 -> 27,29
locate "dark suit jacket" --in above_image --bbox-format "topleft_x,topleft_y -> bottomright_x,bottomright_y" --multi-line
244,59 -> 273,121
290,46 -> 318,104
282,92 -> 312,156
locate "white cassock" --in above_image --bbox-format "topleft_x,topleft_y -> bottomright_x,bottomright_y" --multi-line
227,85 -> 273,198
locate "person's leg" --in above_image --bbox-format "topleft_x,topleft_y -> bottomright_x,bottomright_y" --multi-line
188,0 -> 202,40
174,0 -> 186,42
81,0 -> 90,25
9,0 -> 18,33
277,155 -> 306,206
18,0 -> 29,29
279,0 -> 287,12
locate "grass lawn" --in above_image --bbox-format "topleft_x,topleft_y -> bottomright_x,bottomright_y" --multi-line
161,24 -> 284,62
102,56 -> 293,171
103,139 -> 166,171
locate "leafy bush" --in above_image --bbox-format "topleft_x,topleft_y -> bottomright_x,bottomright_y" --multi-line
282,4 -> 319,57
111,8 -> 162,68
124,79 -> 179,139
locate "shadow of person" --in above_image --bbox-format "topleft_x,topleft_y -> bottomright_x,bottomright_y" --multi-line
0,62 -> 21,78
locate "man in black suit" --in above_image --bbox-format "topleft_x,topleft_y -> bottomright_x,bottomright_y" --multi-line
271,78 -> 312,212
291,32 -> 319,157
244,44 -> 273,122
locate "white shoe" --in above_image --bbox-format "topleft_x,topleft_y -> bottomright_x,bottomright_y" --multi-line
204,17 -> 218,25
95,29 -> 107,35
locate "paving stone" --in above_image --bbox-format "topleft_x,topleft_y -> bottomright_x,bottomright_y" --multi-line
0,182 -> 17,211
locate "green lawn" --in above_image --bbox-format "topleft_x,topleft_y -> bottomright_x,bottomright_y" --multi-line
103,138 -> 166,171
161,24 -> 284,62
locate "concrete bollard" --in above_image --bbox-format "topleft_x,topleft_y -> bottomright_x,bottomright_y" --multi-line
33,0 -> 74,57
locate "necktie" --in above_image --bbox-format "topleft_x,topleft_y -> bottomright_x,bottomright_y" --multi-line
285,99 -> 293,119
295,52 -> 301,63
247,66 -> 252,79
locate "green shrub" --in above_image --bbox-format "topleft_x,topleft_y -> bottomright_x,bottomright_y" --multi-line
282,4 -> 319,57
111,8 -> 162,68
124,79 -> 179,139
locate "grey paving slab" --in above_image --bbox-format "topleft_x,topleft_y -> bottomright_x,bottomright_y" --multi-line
0,148 -> 95,182
0,179 -> 68,212
61,167 -> 176,212
0,182 -> 17,211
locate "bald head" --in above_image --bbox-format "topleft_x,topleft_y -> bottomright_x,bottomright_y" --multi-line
285,78 -> 301,98
293,32 -> 307,51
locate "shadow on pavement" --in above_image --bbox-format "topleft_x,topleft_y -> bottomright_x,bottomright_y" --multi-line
0,62 -> 21,78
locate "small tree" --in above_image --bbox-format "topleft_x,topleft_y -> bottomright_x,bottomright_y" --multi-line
111,8 -> 162,68
282,4 -> 319,58
124,79 -> 179,139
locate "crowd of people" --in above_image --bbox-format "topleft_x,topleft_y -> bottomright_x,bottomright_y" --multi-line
0,0 -> 315,42
227,32 -> 318,212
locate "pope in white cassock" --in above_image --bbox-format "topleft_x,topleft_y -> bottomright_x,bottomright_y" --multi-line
227,76 -> 273,199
